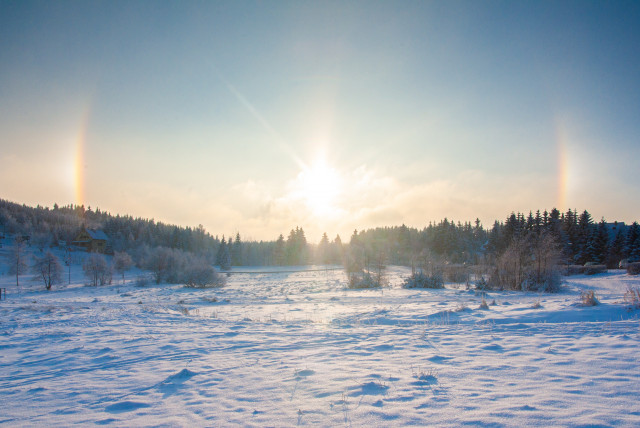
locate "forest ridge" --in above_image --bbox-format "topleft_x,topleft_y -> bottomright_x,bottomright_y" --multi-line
1,198 -> 638,270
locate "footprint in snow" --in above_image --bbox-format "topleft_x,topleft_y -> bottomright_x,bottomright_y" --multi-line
372,344 -> 394,351
159,369 -> 198,397
105,401 -> 151,413
295,369 -> 315,378
481,343 -> 504,352
350,381 -> 389,397
427,355 -> 452,364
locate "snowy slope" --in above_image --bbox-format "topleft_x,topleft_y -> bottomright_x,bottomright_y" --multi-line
1,252 -> 639,426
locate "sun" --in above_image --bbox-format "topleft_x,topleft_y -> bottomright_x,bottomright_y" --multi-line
298,157 -> 342,217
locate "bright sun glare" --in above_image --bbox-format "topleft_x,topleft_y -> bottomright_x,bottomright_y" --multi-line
299,158 -> 342,217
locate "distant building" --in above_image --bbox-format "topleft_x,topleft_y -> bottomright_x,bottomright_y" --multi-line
605,222 -> 627,240
72,228 -> 110,253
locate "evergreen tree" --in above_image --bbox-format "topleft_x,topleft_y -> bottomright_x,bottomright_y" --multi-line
216,236 -> 227,266
216,236 -> 231,270
607,225 -> 626,267
232,232 -> 242,266
274,234 -> 285,265
624,222 -> 640,261
573,210 -> 594,264
586,219 -> 609,264
284,227 -> 308,265
220,243 -> 231,271
317,232 -> 330,264
329,234 -> 343,264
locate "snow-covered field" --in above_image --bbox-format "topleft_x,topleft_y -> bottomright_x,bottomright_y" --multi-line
1,251 -> 640,426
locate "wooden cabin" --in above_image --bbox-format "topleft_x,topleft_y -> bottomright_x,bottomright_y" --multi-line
72,228 -> 109,253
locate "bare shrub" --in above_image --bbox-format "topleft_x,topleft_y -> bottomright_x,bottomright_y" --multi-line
623,286 -> 640,309
345,236 -> 387,289
478,294 -> 489,310
579,290 -> 599,306
454,302 -> 468,312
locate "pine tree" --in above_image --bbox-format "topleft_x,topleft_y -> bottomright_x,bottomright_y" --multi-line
587,219 -> 609,264
317,232 -> 330,264
607,225 -> 625,267
216,236 -> 227,266
274,234 -> 285,266
624,222 -> 640,261
330,234 -> 343,264
220,243 -> 231,271
232,232 -> 242,266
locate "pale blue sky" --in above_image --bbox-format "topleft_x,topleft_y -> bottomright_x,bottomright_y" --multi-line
1,1 -> 639,241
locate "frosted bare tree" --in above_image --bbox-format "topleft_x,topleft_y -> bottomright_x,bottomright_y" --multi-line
113,251 -> 133,284
8,239 -> 29,288
491,232 -> 562,292
33,250 -> 63,290
83,253 -> 111,286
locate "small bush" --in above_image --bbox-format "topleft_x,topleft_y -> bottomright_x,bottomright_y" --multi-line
623,286 -> 640,309
579,290 -> 599,306
183,260 -> 225,288
135,274 -> 150,287
475,276 -> 489,290
348,271 -> 383,289
626,262 -> 640,275
584,264 -> 607,275
478,295 -> 489,310
402,271 -> 444,289
522,270 -> 562,293
567,264 -> 607,275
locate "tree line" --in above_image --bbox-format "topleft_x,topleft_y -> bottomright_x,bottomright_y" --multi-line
2,199 -> 639,291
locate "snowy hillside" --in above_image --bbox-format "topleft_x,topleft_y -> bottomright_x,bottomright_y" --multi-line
1,247 -> 639,426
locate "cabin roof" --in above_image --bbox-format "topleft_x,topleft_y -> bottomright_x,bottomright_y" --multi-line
85,229 -> 109,241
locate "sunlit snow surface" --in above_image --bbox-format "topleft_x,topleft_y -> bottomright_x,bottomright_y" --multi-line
1,264 -> 640,426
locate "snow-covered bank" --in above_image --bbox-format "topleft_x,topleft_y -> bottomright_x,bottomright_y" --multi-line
1,265 -> 639,426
